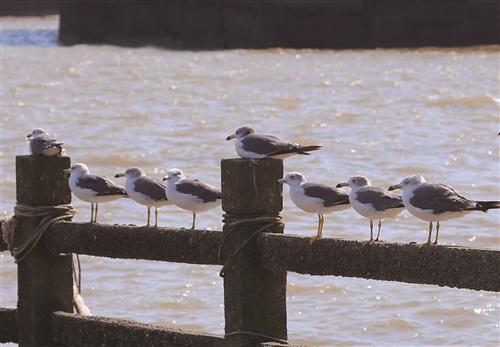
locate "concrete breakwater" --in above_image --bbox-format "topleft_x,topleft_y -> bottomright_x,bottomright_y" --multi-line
55,0 -> 499,49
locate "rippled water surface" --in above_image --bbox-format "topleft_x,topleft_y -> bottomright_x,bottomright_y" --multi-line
1,17 -> 499,346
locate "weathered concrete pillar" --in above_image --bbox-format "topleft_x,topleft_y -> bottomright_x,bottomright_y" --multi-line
221,158 -> 287,346
15,155 -> 73,347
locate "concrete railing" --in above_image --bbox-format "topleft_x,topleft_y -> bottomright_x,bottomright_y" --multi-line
1,155 -> 499,346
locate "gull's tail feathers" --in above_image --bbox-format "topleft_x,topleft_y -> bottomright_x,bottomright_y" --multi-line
472,200 -> 500,212
269,144 -> 322,157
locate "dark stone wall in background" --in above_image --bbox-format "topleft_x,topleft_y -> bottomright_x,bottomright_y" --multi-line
0,0 -> 60,16
3,0 -> 499,48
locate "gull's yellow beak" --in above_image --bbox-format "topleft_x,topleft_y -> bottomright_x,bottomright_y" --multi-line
226,133 -> 236,141
277,178 -> 286,184
336,182 -> 348,188
63,168 -> 71,174
114,173 -> 125,178
388,184 -> 401,191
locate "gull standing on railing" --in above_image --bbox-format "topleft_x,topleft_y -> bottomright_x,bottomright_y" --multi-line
163,168 -> 221,229
27,128 -> 64,156
226,126 -> 322,159
66,163 -> 128,223
337,176 -> 405,244
115,167 -> 171,227
389,175 -> 500,246
279,172 -> 350,242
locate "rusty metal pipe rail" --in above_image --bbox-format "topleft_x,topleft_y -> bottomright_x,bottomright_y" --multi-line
50,311 -> 224,346
259,234 -> 500,292
38,222 -> 500,292
46,222 -> 224,265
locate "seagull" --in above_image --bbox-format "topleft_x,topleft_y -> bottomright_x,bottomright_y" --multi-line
226,126 -> 322,159
26,128 -> 63,156
389,175 -> 500,245
279,172 -> 350,242
337,176 -> 404,243
114,167 -> 171,227
163,168 -> 221,229
66,163 -> 128,223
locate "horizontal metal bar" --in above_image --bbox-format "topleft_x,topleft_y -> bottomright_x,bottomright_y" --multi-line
0,308 -> 17,343
50,311 -> 225,346
46,222 -> 224,265
258,234 -> 500,292
11,220 -> 500,292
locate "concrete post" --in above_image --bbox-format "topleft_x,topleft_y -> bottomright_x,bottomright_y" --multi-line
221,158 -> 287,346
15,155 -> 73,346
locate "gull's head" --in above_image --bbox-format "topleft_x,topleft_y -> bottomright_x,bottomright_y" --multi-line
27,128 -> 47,139
65,163 -> 89,176
226,126 -> 255,140
389,175 -> 426,191
163,168 -> 184,182
278,172 -> 306,186
336,176 -> 371,189
115,167 -> 145,179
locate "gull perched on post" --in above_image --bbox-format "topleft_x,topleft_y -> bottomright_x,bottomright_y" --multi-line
115,167 -> 171,227
279,172 -> 350,242
337,176 -> 405,243
226,126 -> 322,159
389,175 -> 500,245
163,168 -> 221,229
26,128 -> 63,156
66,163 -> 128,223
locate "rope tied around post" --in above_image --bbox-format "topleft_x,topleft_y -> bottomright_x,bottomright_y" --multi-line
218,213 -> 284,278
2,203 -> 91,315
11,203 -> 75,263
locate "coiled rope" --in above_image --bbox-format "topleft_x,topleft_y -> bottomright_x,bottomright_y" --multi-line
2,204 -> 90,315
218,213 -> 283,278
12,204 -> 75,263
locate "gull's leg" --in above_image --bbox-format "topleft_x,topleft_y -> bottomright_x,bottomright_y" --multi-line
426,222 -> 433,244
94,203 -> 99,223
191,212 -> 196,230
375,219 -> 382,241
419,222 -> 433,249
310,214 -> 324,244
362,220 -> 375,248
146,207 -> 151,227
90,203 -> 94,223
433,221 -> 440,244
154,207 -> 159,227
319,214 -> 324,238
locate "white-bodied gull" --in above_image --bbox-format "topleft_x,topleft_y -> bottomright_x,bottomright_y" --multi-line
115,167 -> 171,227
279,172 -> 350,242
163,168 -> 221,229
389,175 -> 500,245
66,163 -> 127,223
27,128 -> 63,156
226,126 -> 322,159
337,176 -> 404,243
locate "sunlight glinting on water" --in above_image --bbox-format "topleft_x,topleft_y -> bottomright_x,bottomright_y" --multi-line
1,16 -> 499,346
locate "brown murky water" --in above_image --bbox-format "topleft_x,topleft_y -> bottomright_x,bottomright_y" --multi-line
1,17 -> 499,346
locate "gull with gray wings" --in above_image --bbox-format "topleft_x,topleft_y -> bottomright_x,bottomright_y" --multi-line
337,176 -> 404,243
27,128 -> 64,156
226,126 -> 322,159
279,172 -> 350,242
163,168 -> 221,229
66,163 -> 128,223
115,167 -> 171,227
389,175 -> 500,245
